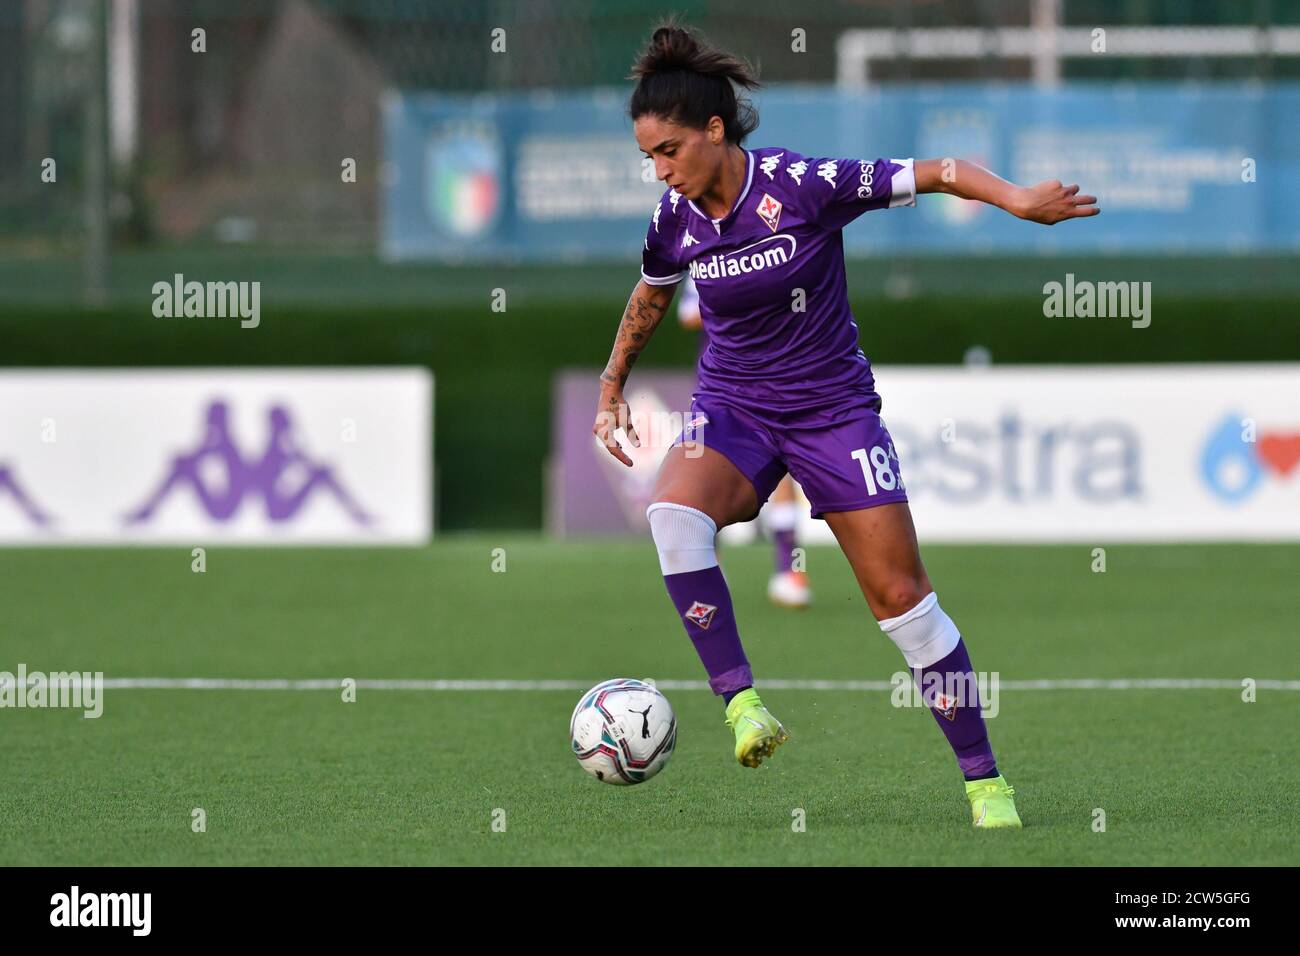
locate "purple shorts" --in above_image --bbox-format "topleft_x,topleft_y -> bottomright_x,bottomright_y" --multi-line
675,395 -> 909,520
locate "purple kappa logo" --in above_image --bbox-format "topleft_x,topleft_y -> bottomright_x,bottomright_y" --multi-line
125,400 -> 373,526
0,462 -> 54,527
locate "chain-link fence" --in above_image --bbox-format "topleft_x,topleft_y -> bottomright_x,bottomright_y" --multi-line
2,0 -> 1298,302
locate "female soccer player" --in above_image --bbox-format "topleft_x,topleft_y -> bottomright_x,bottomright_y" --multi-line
677,275 -> 812,609
593,24 -> 1098,829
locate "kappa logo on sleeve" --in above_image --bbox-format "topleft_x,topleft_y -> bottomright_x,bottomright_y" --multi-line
652,201 -> 662,232
681,228 -> 699,249
785,160 -> 808,186
755,193 -> 783,232
684,601 -> 718,629
759,152 -> 784,180
817,160 -> 839,188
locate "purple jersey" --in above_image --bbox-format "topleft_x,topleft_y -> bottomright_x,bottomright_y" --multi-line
642,147 -> 916,421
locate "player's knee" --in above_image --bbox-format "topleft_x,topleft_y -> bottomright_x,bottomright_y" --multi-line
650,487 -> 731,528
645,502 -> 718,575
876,589 -> 960,669
873,578 -> 931,621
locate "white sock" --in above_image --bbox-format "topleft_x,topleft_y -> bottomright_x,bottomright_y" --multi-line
878,591 -> 961,669
646,502 -> 718,575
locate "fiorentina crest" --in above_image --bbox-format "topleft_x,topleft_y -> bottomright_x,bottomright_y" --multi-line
755,193 -> 782,232
934,692 -> 958,721
684,601 -> 718,629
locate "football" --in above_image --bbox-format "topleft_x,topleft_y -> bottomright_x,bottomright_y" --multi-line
570,678 -> 676,785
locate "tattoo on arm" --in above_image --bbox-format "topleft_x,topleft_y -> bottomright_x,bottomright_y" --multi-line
601,286 -> 670,390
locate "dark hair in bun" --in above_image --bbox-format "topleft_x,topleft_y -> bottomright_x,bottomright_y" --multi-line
628,20 -> 761,144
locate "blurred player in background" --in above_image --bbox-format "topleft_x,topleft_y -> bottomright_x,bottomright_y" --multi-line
677,274 -> 811,610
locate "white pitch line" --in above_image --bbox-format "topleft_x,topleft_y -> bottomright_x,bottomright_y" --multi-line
94,678 -> 1300,692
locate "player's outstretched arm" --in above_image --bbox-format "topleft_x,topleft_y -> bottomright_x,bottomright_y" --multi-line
593,279 -> 677,467
914,158 -> 1099,225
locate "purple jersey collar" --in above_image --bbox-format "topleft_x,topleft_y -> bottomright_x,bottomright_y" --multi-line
687,149 -> 755,232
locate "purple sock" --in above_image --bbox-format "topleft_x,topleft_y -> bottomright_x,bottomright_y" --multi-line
661,566 -> 752,696
773,529 -> 796,573
914,638 -> 998,780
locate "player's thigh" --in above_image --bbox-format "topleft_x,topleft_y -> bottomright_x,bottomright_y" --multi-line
824,502 -> 933,621
652,397 -> 786,528
651,444 -> 760,529
777,404 -> 930,619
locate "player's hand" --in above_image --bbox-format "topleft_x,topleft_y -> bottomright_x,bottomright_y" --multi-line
1013,180 -> 1099,225
593,386 -> 640,468
678,308 -> 703,332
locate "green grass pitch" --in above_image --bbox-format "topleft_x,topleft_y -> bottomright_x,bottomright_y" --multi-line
0,538 -> 1295,866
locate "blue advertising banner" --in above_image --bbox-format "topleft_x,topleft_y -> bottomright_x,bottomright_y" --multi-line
382,83 -> 1300,261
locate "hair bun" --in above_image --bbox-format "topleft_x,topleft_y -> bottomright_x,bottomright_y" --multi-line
628,20 -> 761,145
646,25 -> 700,72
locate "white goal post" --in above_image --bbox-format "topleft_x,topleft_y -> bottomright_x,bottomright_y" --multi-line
836,24 -> 1300,89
